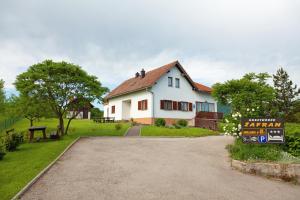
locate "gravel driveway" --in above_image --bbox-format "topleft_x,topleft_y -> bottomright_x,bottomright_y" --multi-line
21,136 -> 300,200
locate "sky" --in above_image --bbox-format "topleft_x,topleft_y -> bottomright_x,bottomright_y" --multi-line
1,0 -> 300,98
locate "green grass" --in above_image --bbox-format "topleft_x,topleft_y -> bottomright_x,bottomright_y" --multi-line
141,125 -> 219,137
227,139 -> 283,162
0,118 -> 130,200
227,139 -> 300,164
285,123 -> 300,136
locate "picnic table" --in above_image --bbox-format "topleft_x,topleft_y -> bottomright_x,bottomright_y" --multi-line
28,126 -> 47,141
93,117 -> 115,123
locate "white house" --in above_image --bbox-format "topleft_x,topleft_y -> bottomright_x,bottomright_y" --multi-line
103,61 -> 217,125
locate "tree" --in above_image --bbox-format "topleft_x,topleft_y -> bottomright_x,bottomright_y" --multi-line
17,95 -> 53,126
212,73 -> 276,117
15,60 -> 108,135
91,107 -> 103,119
0,79 -> 5,112
65,98 -> 92,135
286,99 -> 300,122
273,67 -> 300,118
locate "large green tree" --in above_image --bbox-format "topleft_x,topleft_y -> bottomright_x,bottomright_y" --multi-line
15,60 -> 108,135
212,73 -> 276,117
273,67 -> 299,118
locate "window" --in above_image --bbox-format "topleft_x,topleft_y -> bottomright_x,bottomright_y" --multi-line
179,102 -> 189,111
111,105 -> 115,114
196,102 -> 215,112
138,100 -> 148,110
168,77 -> 173,87
175,78 -> 180,88
160,100 -> 172,110
160,100 -> 193,111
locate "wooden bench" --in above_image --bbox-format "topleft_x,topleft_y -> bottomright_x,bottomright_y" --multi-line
93,117 -> 115,123
28,126 -> 47,142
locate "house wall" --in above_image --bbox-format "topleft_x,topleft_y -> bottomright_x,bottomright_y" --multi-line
67,111 -> 91,119
151,66 -> 217,124
103,90 -> 153,121
104,66 -> 217,125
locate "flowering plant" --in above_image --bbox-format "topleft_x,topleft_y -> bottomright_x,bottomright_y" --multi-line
223,112 -> 242,137
223,107 -> 260,137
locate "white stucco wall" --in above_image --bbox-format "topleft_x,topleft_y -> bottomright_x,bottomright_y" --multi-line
151,66 -> 217,119
104,90 -> 153,120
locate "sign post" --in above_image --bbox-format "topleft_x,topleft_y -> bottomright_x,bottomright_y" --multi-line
241,118 -> 285,144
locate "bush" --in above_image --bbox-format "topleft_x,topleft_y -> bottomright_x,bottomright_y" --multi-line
172,123 -> 181,129
282,135 -> 300,157
227,138 -> 282,161
115,123 -> 122,130
4,132 -> 23,151
177,119 -> 188,127
0,140 -> 5,160
155,118 -> 166,127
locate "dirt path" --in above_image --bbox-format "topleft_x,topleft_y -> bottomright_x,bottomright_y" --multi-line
21,136 -> 300,200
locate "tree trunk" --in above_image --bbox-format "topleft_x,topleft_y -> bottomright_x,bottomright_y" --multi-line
65,118 -> 74,135
59,116 -> 65,136
30,119 -> 33,127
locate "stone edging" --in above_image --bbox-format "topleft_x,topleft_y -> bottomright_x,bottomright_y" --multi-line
231,159 -> 300,183
11,137 -> 81,200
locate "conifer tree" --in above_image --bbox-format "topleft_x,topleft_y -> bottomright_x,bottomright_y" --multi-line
273,67 -> 300,117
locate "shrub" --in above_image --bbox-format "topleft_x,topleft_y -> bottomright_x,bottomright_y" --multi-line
172,123 -> 181,129
0,139 -> 5,160
115,123 -> 122,130
282,135 -> 300,157
227,138 -> 282,161
155,118 -> 166,127
177,119 -> 188,127
4,132 -> 23,151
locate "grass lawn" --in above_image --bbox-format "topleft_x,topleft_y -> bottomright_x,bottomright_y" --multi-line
0,118 -> 130,200
141,125 -> 219,137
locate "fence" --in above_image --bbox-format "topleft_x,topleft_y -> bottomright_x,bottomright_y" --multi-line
0,117 -> 21,133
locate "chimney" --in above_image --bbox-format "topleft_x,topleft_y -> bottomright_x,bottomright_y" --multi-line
135,72 -> 140,78
141,68 -> 145,78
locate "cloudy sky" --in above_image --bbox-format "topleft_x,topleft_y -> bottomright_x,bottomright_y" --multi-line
1,0 -> 300,94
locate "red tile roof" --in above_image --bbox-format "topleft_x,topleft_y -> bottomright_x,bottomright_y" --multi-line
194,82 -> 212,93
105,61 -> 211,99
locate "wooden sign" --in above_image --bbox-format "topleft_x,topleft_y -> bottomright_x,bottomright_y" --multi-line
241,118 -> 285,143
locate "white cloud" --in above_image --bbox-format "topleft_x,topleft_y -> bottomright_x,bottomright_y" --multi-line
0,0 -> 300,90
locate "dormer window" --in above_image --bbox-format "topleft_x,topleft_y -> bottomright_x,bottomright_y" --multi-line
168,77 -> 173,87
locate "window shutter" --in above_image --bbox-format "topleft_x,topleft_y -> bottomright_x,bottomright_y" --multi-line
138,101 -> 141,110
178,102 -> 181,111
160,100 -> 164,109
111,106 -> 115,114
189,103 -> 193,111
145,100 -> 148,110
173,101 -> 177,110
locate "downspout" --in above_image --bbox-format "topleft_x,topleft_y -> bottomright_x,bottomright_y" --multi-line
146,88 -> 155,125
